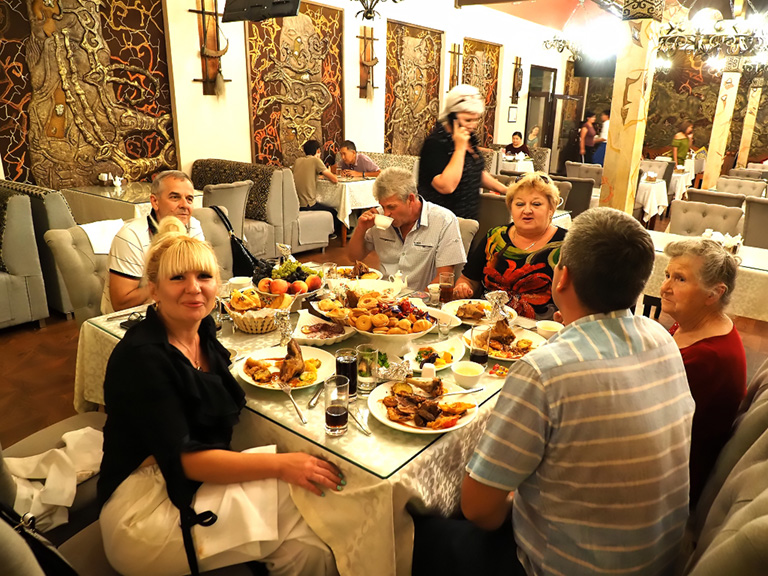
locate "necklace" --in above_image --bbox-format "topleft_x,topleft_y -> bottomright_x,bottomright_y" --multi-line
170,335 -> 201,370
513,227 -> 549,251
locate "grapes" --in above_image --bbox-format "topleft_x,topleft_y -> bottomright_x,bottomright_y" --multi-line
271,260 -> 314,283
251,258 -> 276,284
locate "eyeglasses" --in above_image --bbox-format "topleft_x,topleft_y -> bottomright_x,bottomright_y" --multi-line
515,173 -> 553,185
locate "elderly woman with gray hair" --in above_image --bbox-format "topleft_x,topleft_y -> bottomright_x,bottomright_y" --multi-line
661,238 -> 747,506
418,84 -> 507,220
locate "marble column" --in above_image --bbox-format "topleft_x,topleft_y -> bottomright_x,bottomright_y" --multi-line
702,57 -> 742,188
600,0 -> 664,214
736,76 -> 764,168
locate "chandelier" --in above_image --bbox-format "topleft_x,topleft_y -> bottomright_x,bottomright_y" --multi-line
543,37 -> 582,60
352,0 -> 404,20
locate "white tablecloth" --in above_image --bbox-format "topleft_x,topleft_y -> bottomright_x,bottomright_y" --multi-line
73,311 -> 503,575
499,159 -> 535,174
636,180 -> 668,221
316,179 -> 377,227
645,231 -> 768,321
669,170 -> 693,201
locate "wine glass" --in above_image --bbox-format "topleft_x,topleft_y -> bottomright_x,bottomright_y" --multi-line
215,281 -> 231,331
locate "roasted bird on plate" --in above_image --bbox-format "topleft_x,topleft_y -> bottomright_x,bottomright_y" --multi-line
456,302 -> 488,321
243,339 -> 321,388
380,378 -> 474,430
473,320 -> 534,360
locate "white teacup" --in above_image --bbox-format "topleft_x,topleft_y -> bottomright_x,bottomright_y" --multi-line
229,276 -> 252,291
374,214 -> 393,230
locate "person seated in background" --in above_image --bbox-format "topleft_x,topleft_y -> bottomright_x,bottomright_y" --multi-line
98,217 -> 343,576
336,140 -> 381,178
504,131 -> 530,156
347,167 -> 466,291
413,208 -> 694,576
661,238 -> 747,507
101,170 -> 204,314
293,140 -> 342,237
454,172 -> 566,320
526,126 -> 539,149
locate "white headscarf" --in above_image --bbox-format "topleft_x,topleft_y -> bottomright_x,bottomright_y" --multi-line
439,84 -> 485,123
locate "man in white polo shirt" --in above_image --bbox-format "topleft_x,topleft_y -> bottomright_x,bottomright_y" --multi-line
348,167 -> 466,291
101,170 -> 204,314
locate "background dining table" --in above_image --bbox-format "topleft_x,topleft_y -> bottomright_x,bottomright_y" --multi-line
636,178 -> 668,222
73,305 -> 511,575
316,177 -> 378,245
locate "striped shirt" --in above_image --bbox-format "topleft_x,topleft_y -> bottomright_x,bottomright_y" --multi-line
468,310 -> 694,576
100,215 -> 204,314
363,198 -> 466,291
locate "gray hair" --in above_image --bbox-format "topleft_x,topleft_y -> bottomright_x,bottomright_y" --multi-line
664,239 -> 740,306
373,167 -> 417,203
558,208 -> 654,313
151,170 -> 192,198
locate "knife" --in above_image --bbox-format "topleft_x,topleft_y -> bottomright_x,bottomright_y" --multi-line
307,385 -> 323,409
349,406 -> 372,436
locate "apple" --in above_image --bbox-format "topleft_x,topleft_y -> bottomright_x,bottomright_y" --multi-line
290,280 -> 308,295
270,278 -> 289,294
257,277 -> 272,293
305,274 -> 322,291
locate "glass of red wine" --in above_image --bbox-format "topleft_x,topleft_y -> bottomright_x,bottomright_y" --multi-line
324,375 -> 350,436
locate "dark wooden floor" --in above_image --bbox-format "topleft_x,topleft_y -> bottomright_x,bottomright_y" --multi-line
2,234 -> 767,449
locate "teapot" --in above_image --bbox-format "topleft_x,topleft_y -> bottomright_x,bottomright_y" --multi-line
113,175 -> 124,187
388,271 -> 407,293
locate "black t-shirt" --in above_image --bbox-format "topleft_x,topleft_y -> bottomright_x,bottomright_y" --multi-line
418,122 -> 485,220
97,306 -> 245,512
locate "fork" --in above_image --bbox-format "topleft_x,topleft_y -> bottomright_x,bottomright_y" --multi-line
278,380 -> 308,425
434,386 -> 484,400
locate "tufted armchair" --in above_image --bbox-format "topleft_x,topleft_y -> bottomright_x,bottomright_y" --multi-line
716,176 -> 766,198
746,162 -> 768,170
0,192 -> 48,329
668,200 -> 743,237
744,196 -> 768,249
729,168 -> 768,181
686,189 -> 746,208
530,147 -> 551,173
565,161 -> 603,186
550,175 -> 593,218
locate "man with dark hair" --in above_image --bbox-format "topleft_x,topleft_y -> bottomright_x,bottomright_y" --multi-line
293,140 -> 341,237
337,140 -> 380,177
413,207 -> 694,576
594,109 -> 610,165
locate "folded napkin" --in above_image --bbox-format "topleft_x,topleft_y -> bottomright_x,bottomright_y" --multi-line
5,427 -> 103,531
79,219 -> 124,254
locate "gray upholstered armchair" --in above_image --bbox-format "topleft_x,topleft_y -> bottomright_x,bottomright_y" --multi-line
686,189 -> 746,208
668,200 -> 744,237
0,192 -> 48,329
715,176 -> 766,198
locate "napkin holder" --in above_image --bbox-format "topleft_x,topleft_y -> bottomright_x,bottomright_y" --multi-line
645,171 -> 658,183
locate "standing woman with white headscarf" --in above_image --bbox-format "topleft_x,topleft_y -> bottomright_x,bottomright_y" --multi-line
418,84 -> 507,220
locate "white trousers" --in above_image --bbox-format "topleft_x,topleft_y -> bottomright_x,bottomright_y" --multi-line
100,464 -> 337,576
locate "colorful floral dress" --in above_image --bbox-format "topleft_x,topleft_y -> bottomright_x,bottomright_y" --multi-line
463,226 -> 566,320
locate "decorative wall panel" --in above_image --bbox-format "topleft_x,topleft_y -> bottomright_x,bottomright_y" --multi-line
462,38 -> 500,147
246,1 -> 344,168
384,21 -> 442,155
0,0 -> 175,188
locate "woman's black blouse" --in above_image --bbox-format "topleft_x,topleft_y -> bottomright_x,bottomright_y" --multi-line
418,121 -> 485,220
97,306 -> 246,513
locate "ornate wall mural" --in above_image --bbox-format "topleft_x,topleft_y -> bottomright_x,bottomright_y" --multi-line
384,21 -> 442,155
462,38 -> 500,147
0,0 -> 175,188
586,52 -> 768,160
247,1 -> 344,168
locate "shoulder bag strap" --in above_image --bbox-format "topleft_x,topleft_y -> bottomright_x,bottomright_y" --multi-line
209,205 -> 235,235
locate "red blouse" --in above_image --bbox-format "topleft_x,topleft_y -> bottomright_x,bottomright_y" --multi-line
671,324 -> 747,506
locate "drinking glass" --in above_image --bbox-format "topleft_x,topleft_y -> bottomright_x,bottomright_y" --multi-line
437,318 -> 452,341
355,344 -> 378,396
324,375 -> 349,436
468,324 -> 489,366
439,272 -> 454,305
335,348 -> 358,401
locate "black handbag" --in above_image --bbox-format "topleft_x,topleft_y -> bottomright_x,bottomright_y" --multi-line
0,501 -> 78,575
210,205 -> 258,277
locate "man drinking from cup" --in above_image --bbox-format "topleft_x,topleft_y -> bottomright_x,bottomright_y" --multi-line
348,167 -> 466,291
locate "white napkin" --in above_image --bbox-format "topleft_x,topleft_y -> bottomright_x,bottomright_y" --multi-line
6,427 -> 103,531
79,219 -> 124,254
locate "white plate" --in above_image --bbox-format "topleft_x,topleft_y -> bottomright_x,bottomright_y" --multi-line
461,325 -> 546,362
403,336 -> 465,372
346,278 -> 399,298
236,345 -> 335,390
367,380 -> 477,435
335,266 -> 383,280
441,299 -> 518,326
292,310 -> 354,346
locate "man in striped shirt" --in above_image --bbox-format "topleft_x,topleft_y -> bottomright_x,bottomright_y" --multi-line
414,208 -> 694,576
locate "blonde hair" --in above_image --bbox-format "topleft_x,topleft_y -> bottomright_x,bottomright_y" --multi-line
505,172 -> 560,214
145,217 -> 220,286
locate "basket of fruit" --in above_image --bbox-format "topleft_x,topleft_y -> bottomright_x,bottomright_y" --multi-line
254,259 -> 323,312
227,288 -> 293,334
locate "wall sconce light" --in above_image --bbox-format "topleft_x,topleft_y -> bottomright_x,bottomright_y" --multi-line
352,0 -> 404,20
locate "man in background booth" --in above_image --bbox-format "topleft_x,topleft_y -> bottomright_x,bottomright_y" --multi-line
337,140 -> 381,178
101,170 -> 204,314
294,140 -> 342,237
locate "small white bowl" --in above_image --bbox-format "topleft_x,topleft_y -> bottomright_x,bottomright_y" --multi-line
451,361 -> 485,388
536,320 -> 564,339
374,214 -> 393,230
229,276 -> 252,291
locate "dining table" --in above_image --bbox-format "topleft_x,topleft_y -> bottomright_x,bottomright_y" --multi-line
636,178 -> 668,222
72,301 -> 525,575
499,158 -> 535,175
645,230 -> 768,322
61,182 -> 204,224
316,177 -> 378,245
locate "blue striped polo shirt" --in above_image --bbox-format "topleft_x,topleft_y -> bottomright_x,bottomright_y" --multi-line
468,310 -> 694,576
